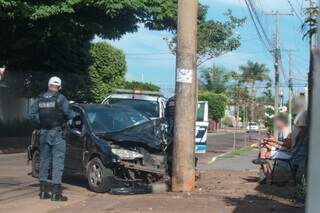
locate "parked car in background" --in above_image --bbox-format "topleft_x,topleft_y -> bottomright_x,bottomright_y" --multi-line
28,104 -> 171,193
246,122 -> 259,132
102,89 -> 167,119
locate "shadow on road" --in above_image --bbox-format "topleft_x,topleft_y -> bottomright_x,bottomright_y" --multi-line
224,194 -> 304,213
63,176 -> 89,189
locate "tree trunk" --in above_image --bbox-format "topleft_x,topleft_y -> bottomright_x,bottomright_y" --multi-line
236,104 -> 240,128
250,82 -> 255,121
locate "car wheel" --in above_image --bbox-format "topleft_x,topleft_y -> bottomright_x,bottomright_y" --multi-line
31,150 -> 40,178
86,157 -> 114,193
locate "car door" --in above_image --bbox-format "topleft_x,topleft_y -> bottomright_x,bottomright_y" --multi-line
65,108 -> 85,175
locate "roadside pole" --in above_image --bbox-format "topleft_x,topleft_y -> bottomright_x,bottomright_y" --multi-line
306,2 -> 320,210
287,49 -> 293,130
265,11 -> 292,137
306,42 -> 320,213
274,11 -> 280,120
172,0 -> 198,192
233,130 -> 236,151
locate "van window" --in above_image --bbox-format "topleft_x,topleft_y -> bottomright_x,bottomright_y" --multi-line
197,103 -> 205,122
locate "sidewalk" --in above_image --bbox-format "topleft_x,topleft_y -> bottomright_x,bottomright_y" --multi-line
209,147 -> 258,171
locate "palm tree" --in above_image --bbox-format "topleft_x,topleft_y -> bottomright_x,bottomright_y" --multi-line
239,61 -> 270,121
302,1 -> 319,50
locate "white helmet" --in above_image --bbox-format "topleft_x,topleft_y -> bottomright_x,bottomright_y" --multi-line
48,76 -> 62,87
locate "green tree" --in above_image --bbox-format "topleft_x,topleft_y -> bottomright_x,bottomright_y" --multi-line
227,71 -> 250,127
239,60 -> 270,121
123,81 -> 160,92
198,91 -> 227,122
199,65 -> 231,93
87,42 -> 126,103
0,0 -> 178,72
167,8 -> 245,66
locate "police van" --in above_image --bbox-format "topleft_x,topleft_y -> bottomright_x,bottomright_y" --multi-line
195,101 -> 209,153
166,97 -> 209,154
101,89 -> 167,119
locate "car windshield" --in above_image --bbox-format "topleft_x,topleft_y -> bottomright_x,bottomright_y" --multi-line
249,122 -> 257,126
108,98 -> 159,118
85,106 -> 150,134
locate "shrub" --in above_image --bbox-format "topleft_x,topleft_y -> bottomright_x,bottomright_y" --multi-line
123,81 -> 160,91
198,91 -> 228,122
222,116 -> 233,127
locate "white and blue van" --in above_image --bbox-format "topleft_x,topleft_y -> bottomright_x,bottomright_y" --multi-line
195,101 -> 209,154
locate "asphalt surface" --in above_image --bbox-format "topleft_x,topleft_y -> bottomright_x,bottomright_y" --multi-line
0,131 -> 262,213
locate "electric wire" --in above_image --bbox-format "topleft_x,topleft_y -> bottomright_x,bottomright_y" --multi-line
288,0 -> 304,23
243,0 -> 273,55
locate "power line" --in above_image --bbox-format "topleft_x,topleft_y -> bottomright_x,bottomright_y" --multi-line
247,0 -> 274,48
287,0 -> 304,23
243,0 -> 273,55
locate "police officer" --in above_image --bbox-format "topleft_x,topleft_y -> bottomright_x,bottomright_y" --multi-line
30,76 -> 73,201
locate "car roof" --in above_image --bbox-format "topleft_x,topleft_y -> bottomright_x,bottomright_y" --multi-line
107,93 -> 166,102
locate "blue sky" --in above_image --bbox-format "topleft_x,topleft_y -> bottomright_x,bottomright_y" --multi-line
104,0 -> 309,97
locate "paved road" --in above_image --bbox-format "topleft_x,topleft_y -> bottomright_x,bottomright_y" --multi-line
197,131 -> 261,171
0,132 -> 263,212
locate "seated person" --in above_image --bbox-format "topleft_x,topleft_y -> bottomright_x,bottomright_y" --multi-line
253,111 -> 308,184
252,115 -> 291,183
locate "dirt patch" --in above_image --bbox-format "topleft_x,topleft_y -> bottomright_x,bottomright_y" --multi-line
49,170 -> 304,213
197,170 -> 303,213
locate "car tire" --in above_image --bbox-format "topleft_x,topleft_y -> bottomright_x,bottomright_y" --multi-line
86,157 -> 114,193
31,150 -> 40,178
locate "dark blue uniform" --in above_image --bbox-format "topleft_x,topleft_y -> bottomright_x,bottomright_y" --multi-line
30,91 -> 73,184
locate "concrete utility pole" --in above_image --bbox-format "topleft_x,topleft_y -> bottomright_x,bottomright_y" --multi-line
306,30 -> 320,213
306,1 -> 319,211
172,0 -> 198,192
274,11 -> 280,118
265,11 -> 292,136
287,49 -> 293,130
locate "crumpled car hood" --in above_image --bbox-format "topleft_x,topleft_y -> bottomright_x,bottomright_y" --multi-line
102,118 -> 166,150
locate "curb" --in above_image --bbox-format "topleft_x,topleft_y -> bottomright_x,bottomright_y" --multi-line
208,143 -> 259,164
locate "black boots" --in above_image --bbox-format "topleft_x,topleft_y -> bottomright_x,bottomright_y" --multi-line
51,184 -> 68,201
39,182 -> 67,201
39,181 -> 51,199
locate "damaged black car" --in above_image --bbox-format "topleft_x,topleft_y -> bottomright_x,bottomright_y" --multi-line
28,104 -> 172,193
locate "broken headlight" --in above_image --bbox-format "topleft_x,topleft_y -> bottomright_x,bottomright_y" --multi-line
111,148 -> 144,160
